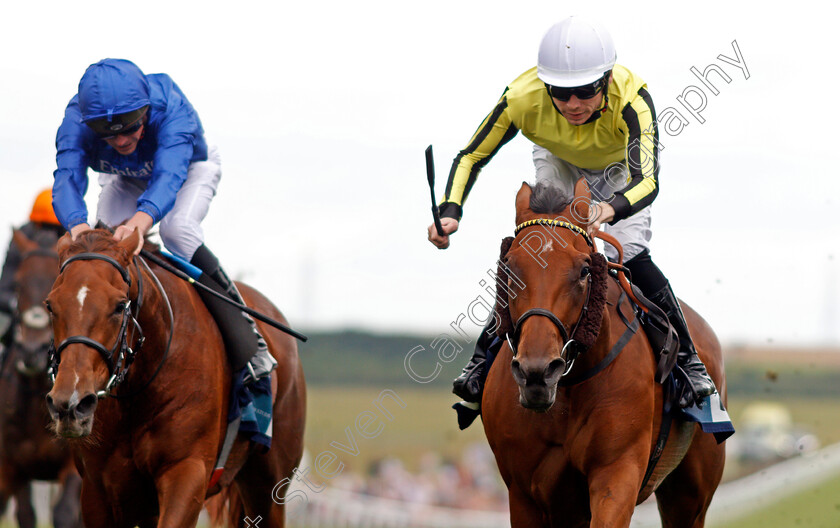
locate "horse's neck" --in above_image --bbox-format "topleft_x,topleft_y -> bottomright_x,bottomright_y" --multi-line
572,282 -> 625,371
133,265 -> 173,358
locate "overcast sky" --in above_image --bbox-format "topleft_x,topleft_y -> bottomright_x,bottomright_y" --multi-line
1,1 -> 837,346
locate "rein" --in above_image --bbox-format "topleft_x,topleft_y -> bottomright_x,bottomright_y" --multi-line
48,252 -> 173,399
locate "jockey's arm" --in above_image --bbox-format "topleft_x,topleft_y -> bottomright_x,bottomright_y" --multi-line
608,88 -> 660,223
54,98 -> 96,232
428,93 -> 519,249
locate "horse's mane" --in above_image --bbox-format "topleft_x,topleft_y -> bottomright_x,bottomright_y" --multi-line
528,181 -> 573,215
61,229 -> 161,260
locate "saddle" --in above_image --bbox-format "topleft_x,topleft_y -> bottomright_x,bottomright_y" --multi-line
596,232 -> 734,446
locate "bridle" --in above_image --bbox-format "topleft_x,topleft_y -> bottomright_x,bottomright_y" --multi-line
505,219 -> 603,377
47,253 -> 154,399
8,247 -> 60,378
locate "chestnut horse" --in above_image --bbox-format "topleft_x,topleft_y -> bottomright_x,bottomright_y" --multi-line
482,182 -> 726,527
0,230 -> 82,528
44,229 -> 305,527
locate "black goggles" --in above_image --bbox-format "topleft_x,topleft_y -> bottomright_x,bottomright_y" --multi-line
545,75 -> 606,102
97,119 -> 144,140
86,106 -> 149,139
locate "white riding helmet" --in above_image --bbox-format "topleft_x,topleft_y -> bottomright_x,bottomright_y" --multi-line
537,17 -> 617,87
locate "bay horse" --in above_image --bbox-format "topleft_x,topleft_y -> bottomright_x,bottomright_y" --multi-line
481,181 -> 727,527
44,229 -> 306,527
0,229 -> 82,528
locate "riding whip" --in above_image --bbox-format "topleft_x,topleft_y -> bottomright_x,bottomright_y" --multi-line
425,145 -> 445,237
138,249 -> 308,343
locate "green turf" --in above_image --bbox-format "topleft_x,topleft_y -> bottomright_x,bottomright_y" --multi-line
709,472 -> 840,528
303,385 -> 488,474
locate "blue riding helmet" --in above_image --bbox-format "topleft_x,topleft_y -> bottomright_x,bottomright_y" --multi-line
78,59 -> 151,136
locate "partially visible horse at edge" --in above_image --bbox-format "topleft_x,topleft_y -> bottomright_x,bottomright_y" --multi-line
481,181 -> 727,527
0,229 -> 82,528
44,229 -> 305,527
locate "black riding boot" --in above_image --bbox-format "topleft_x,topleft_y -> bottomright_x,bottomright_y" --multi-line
452,323 -> 500,403
190,245 -> 275,382
648,282 -> 716,407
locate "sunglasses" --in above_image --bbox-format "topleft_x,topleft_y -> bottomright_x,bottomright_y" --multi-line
98,120 -> 144,140
545,77 -> 605,102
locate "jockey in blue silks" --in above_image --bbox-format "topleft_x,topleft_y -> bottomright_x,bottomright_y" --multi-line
53,58 -> 275,382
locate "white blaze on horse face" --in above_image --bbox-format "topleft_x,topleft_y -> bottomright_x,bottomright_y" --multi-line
544,239 -> 554,253
70,373 -> 81,408
76,285 -> 89,313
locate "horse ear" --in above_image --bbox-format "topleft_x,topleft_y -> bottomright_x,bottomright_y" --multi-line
116,228 -> 140,261
56,233 -> 73,259
568,177 -> 595,228
11,229 -> 39,254
514,182 -> 534,225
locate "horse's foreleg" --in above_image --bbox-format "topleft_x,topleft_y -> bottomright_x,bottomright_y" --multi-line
0,480 -> 11,519
53,464 -> 83,528
153,458 -> 207,528
234,451 -> 292,528
654,429 -> 724,528
508,484 -> 548,528
79,479 -> 118,528
586,463 -> 644,528
14,483 -> 36,528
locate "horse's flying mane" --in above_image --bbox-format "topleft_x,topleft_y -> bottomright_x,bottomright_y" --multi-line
528,181 -> 573,215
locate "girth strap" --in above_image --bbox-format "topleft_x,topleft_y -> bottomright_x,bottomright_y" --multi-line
639,381 -> 675,493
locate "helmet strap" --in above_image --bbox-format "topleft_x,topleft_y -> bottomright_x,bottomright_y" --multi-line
598,70 -> 612,114
579,71 -> 612,124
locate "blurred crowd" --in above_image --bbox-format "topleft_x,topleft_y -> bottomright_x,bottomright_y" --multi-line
329,443 -> 507,511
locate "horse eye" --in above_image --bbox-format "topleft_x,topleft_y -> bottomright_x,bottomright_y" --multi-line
44,300 -> 53,314
580,266 -> 591,279
114,301 -> 127,315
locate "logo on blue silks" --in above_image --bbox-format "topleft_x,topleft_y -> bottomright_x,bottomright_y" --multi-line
680,391 -> 735,443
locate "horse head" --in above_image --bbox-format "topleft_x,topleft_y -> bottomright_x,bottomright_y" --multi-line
45,229 -> 140,437
496,179 -> 607,411
10,229 -> 60,377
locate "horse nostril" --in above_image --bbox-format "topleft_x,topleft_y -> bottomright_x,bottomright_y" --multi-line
74,393 -> 98,419
511,359 -> 524,382
45,394 -> 65,419
545,358 -> 567,381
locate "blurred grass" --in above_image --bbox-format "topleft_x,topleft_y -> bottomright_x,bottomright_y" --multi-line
303,385 -> 488,474
709,472 -> 840,528
304,387 -> 840,483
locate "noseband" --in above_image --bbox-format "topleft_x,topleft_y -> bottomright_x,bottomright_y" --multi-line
48,253 -> 145,398
506,219 -> 604,375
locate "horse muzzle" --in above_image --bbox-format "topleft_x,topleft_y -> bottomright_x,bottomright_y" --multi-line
510,356 -> 566,412
45,390 -> 98,438
14,341 -> 51,377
